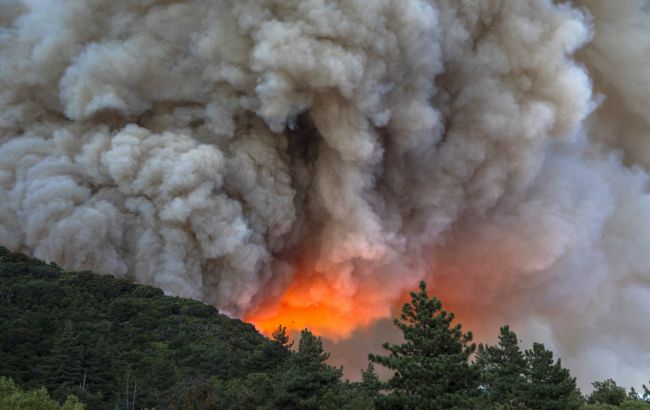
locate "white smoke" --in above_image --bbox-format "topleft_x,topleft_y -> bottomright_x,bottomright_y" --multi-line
1,0 -> 649,389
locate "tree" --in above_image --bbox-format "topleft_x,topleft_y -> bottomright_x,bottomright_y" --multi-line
522,343 -> 582,410
588,379 -> 627,405
360,362 -> 381,395
0,377 -> 85,410
369,281 -> 478,409
476,326 -> 527,408
47,320 -> 86,402
271,329 -> 343,409
620,400 -> 650,409
271,324 -> 294,349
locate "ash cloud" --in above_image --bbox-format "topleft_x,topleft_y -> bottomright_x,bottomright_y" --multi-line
1,0 -> 649,388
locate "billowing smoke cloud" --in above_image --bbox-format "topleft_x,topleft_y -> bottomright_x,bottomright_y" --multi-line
1,0 -> 649,388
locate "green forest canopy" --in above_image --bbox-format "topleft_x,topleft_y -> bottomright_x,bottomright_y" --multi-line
1,246 -> 649,409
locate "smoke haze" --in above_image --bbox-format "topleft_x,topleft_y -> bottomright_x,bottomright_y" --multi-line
1,0 -> 649,388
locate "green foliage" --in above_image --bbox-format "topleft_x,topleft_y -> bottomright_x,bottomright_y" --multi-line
271,324 -> 293,349
619,400 -> 650,409
270,329 -> 344,409
476,326 -> 584,410
620,401 -> 650,410
588,379 -> 628,406
0,377 -> 84,410
360,362 -> 381,396
582,402 -> 650,410
0,247 -> 378,409
522,343 -> 583,410
476,325 -> 527,408
165,373 -> 274,410
2,247 -> 648,410
369,281 -> 478,409
0,247 -> 286,409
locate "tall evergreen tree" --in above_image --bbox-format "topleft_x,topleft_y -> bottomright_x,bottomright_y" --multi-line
264,324 -> 294,369
360,363 -> 381,396
476,325 -> 527,408
47,320 -> 85,397
522,343 -> 582,410
369,281 -> 478,409
271,329 -> 343,409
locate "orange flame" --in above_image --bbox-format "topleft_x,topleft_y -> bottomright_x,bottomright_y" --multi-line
245,259 -> 504,343
245,268 -> 394,339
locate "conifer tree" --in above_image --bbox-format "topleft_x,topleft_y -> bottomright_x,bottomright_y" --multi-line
355,362 -> 381,410
271,329 -> 343,409
476,325 -> 527,408
588,379 -> 627,405
265,323 -> 295,368
369,281 -> 478,409
522,343 -> 582,410
360,362 -> 381,395
48,321 -> 84,395
272,324 -> 294,349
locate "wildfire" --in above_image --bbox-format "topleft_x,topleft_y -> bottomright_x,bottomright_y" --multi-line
245,269 -> 395,339
244,262 -> 498,342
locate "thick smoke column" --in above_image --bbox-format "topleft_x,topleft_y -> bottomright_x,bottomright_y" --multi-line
1,0 -> 649,388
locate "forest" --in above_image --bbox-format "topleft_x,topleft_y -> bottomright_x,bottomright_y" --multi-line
1,246 -> 649,410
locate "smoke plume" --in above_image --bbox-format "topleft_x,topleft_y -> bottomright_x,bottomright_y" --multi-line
1,0 -> 649,388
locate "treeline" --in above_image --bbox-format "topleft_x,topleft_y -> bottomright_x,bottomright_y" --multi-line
0,377 -> 84,410
364,282 -> 650,409
1,246 -> 649,409
0,246 -> 288,408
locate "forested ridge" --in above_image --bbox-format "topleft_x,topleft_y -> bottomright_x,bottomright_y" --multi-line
1,246 -> 649,409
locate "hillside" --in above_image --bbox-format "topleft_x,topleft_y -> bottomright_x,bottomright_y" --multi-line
3,246 -> 650,410
0,246 -> 302,408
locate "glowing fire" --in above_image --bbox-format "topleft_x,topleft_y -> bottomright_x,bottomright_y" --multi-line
245,263 -> 499,342
245,269 -> 394,339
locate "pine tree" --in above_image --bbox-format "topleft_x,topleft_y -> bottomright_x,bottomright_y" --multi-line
360,362 -> 381,395
522,343 -> 582,410
369,281 -> 478,409
293,329 -> 341,379
628,386 -> 640,401
83,336 -> 115,397
271,329 -> 343,409
476,326 -> 527,408
47,321 -> 85,397
351,362 -> 381,410
588,379 -> 627,405
272,324 -> 294,349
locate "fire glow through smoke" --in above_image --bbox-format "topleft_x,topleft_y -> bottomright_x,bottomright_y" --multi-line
2,0 -> 650,389
245,265 -> 398,339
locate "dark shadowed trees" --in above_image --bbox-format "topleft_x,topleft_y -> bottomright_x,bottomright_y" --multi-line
271,329 -> 343,409
476,325 -> 527,409
522,342 -> 583,410
369,281 -> 478,409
